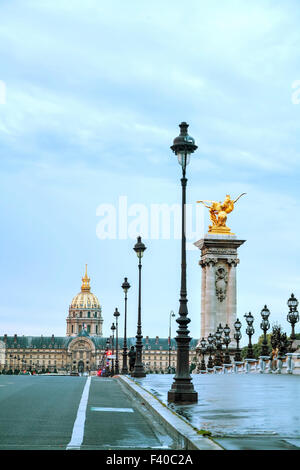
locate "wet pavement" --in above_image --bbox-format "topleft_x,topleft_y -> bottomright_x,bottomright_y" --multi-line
133,373 -> 300,450
0,375 -> 172,450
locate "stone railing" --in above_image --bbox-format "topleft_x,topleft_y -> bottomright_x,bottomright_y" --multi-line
194,351 -> 300,375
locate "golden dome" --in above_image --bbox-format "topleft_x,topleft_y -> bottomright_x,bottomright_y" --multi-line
70,265 -> 101,309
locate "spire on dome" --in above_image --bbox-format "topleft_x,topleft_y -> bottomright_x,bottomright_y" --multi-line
81,264 -> 91,292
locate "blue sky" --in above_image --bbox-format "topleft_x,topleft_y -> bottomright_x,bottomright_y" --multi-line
0,0 -> 300,345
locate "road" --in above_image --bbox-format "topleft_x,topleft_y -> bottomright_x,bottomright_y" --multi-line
0,375 -> 171,450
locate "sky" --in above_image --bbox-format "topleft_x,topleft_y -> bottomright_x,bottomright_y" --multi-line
0,0 -> 300,345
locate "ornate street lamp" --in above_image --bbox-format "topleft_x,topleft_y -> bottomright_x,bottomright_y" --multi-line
168,310 -> 176,373
199,338 -> 207,373
234,318 -> 242,362
206,334 -> 215,370
214,327 -> 223,367
223,324 -> 231,365
132,236 -> 146,378
111,324 -> 116,376
260,305 -> 271,357
244,312 -> 255,359
168,122 -> 198,404
121,277 -> 131,374
287,294 -> 299,351
113,308 -> 120,375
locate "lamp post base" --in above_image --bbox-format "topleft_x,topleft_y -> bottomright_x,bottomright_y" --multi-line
131,371 -> 146,378
168,381 -> 198,404
131,364 -> 146,378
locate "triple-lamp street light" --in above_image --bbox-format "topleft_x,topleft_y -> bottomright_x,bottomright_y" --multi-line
287,293 -> 299,352
132,236 -> 147,378
168,122 -> 198,404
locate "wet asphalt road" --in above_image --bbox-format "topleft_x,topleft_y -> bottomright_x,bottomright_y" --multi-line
0,375 -> 167,450
134,373 -> 300,450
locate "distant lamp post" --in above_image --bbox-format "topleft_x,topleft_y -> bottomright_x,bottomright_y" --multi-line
223,324 -> 231,365
121,277 -> 131,374
206,334 -> 215,371
168,122 -> 198,404
244,312 -> 255,359
287,294 -> 299,352
199,338 -> 207,373
111,323 -> 116,376
233,318 -> 242,362
132,236 -> 146,378
260,305 -> 271,357
113,308 -> 120,375
214,327 -> 223,368
168,311 -> 176,373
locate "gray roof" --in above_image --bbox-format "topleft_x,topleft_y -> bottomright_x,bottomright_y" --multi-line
0,335 -> 199,350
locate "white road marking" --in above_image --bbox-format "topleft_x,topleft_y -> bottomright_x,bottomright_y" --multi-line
90,407 -> 134,413
66,376 -> 91,450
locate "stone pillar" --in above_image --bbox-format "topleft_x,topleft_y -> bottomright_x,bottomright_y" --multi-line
194,234 -> 245,340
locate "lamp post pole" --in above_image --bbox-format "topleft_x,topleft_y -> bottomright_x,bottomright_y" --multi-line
121,278 -> 130,374
168,310 -> 175,373
111,325 -> 116,376
168,122 -> 198,404
114,308 -> 120,375
132,236 -> 146,378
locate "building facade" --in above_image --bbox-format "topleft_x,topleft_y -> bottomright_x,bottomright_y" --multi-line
0,269 -> 198,374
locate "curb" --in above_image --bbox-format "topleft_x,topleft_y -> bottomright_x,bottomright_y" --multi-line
117,376 -> 223,451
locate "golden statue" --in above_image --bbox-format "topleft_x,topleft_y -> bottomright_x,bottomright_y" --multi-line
197,193 -> 246,235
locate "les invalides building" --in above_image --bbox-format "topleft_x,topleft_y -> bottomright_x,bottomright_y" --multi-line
0,268 -> 197,374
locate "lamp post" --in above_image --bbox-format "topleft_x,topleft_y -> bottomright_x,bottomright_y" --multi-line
244,312 -> 255,359
206,334 -> 215,371
114,308 -> 120,375
199,338 -> 207,373
121,277 -> 131,374
233,318 -> 242,362
105,338 -> 110,376
132,236 -> 146,378
168,122 -> 198,404
214,327 -> 223,369
223,324 -> 231,366
287,294 -> 299,352
168,310 -> 176,373
260,305 -> 271,357
111,324 -> 116,376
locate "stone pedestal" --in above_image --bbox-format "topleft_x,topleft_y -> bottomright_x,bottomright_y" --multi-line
194,234 -> 245,339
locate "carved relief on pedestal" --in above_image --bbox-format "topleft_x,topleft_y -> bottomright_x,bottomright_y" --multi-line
215,266 -> 228,302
